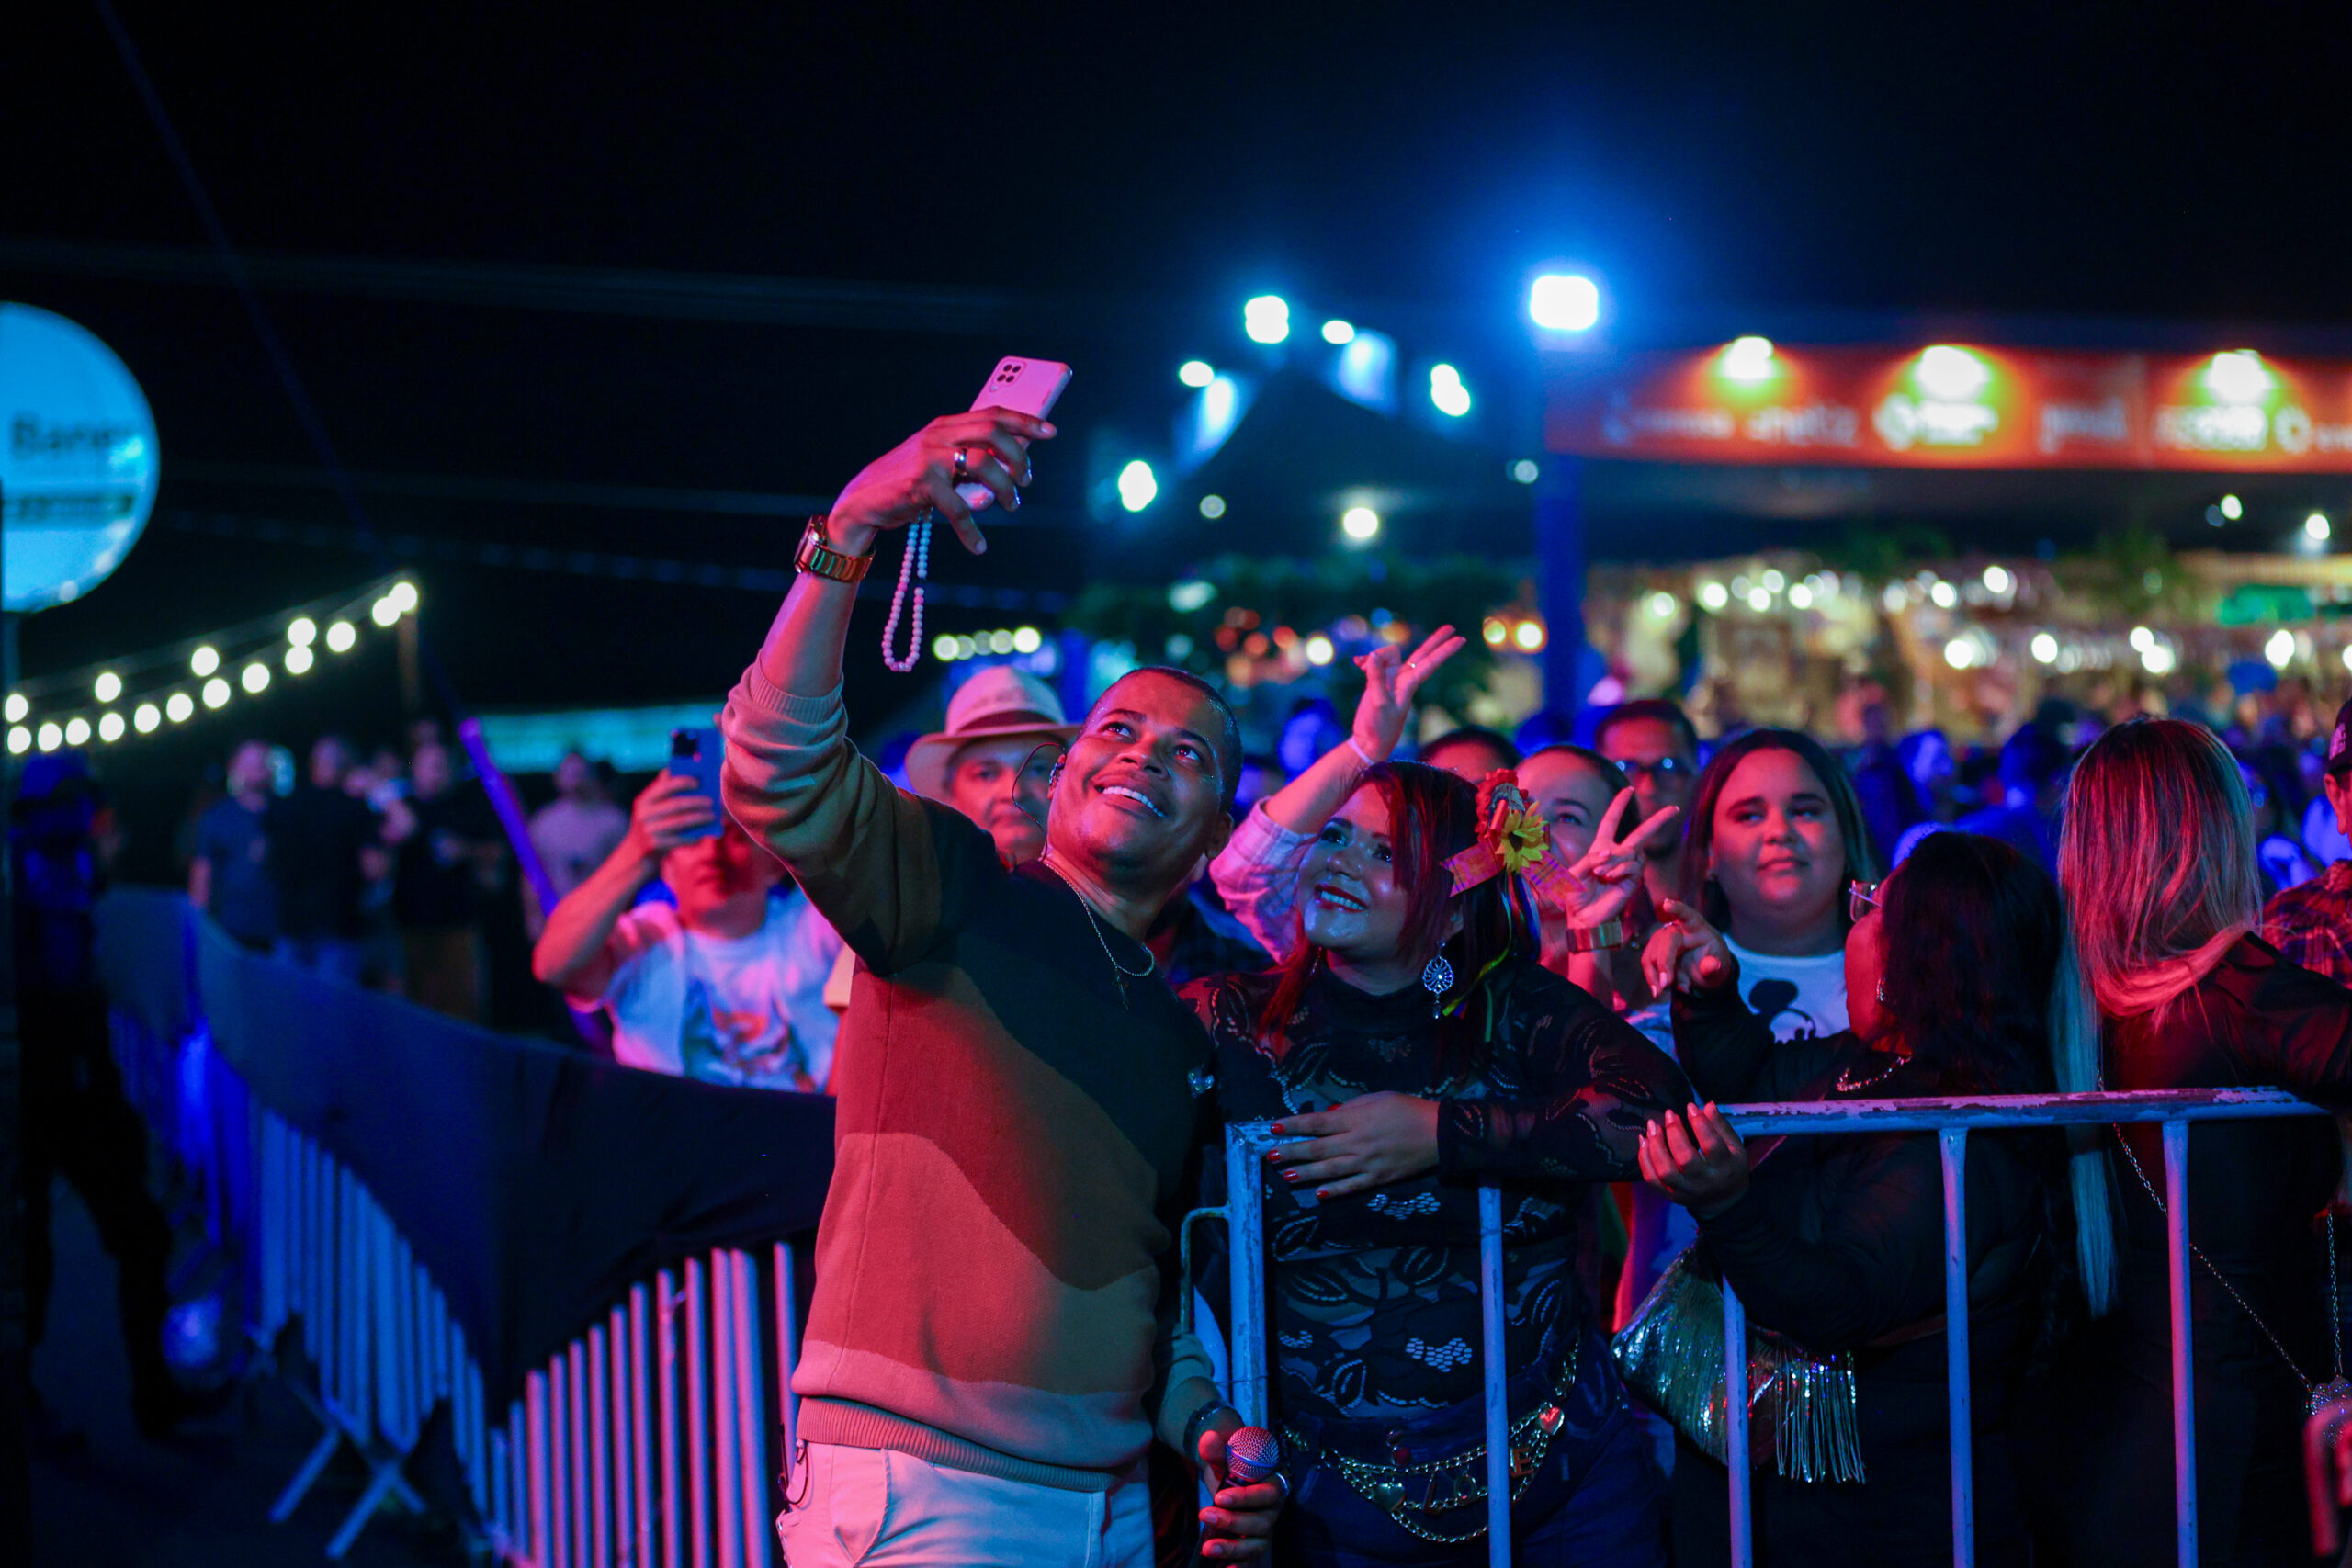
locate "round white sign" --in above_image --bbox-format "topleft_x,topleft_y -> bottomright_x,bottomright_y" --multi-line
0,302 -> 159,613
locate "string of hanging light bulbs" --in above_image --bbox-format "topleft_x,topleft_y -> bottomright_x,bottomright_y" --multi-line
6,573 -> 420,756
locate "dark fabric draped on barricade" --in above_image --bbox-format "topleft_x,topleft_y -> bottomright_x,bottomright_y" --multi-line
94,887 -> 834,1404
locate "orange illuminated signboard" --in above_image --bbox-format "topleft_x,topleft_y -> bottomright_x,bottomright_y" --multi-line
1547,344 -> 2352,471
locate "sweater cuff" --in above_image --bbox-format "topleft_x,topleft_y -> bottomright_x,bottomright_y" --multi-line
726,663 -> 847,735
1229,800 -> 1313,863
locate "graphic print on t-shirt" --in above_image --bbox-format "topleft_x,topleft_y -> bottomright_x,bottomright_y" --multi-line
680,967 -> 814,1091
1724,939 -> 1849,1043
1745,977 -> 1822,1040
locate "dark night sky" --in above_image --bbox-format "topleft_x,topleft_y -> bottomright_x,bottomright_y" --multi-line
9,1 -> 2352,861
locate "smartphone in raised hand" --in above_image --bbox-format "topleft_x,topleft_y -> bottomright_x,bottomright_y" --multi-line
667,728 -> 725,841
959,357 -> 1071,511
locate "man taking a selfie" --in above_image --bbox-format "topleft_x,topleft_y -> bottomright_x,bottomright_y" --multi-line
721,408 -> 1281,1563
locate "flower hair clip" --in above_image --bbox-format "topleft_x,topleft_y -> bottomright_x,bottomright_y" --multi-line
1445,770 -> 1574,905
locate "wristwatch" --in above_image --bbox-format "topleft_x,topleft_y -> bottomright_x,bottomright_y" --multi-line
794,514 -> 873,583
1562,917 -> 1628,953
1182,1396 -> 1240,1458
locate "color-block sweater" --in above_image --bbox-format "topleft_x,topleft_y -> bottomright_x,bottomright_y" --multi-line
719,669 -> 1215,1491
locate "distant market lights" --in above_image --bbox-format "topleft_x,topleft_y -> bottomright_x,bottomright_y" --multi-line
932,626 -> 1046,663
1718,336 -> 1775,384
1915,344 -> 1992,402
2204,350 -> 2272,405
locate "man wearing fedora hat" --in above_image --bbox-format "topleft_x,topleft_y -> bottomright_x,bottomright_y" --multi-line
905,664 -> 1076,867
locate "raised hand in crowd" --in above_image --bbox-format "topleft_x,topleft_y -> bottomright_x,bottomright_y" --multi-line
1636,1101 -> 1750,1219
820,407 -> 1051,558
531,773 -> 718,996
1641,895 -> 1737,998
758,409 -> 1056,699
1254,624 -> 1466,839
1352,625 -> 1468,761
622,771 -> 718,863
1553,786 -> 1681,933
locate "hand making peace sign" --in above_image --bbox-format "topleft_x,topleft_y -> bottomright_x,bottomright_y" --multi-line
1550,787 -> 1681,931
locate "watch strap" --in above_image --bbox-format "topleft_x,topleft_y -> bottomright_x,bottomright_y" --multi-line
795,514 -> 874,583
1564,917 -> 1628,953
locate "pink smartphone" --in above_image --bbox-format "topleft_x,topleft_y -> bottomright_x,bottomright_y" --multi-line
959,357 -> 1072,510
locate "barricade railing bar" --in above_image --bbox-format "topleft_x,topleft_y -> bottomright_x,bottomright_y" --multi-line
1218,1087 -> 2327,1568
112,985 -> 806,1565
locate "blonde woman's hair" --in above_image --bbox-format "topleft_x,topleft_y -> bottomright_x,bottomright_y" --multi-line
2058,718 -> 2262,1021
2055,717 -> 2262,1317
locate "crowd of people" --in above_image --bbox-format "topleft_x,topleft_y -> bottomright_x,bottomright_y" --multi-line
56,402 -> 2352,1562
186,727 -> 515,1020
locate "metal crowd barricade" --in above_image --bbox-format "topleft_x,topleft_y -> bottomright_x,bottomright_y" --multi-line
1219,1087 -> 2326,1568
109,952 -> 811,1566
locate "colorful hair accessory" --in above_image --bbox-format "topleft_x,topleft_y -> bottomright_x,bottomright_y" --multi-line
1446,770 -> 1575,905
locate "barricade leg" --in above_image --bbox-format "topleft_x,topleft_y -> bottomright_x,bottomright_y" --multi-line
1222,1127 -> 1269,1427
2164,1120 -> 2198,1568
632,1282 -> 656,1568
1939,1127 -> 1974,1568
590,1323 -> 613,1568
659,1268 -> 683,1568
611,1306 -> 633,1568
686,1258 -> 712,1568
731,1252 -> 768,1568
1724,1281 -> 1751,1568
1477,1185 -> 1510,1566
712,1252 -> 741,1568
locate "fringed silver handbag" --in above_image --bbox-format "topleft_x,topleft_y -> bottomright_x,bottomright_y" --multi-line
1610,1248 -> 1866,1483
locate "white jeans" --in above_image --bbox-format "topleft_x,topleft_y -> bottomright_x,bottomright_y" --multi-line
775,1441 -> 1154,1568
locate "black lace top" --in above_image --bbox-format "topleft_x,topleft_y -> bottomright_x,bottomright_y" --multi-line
1182,958 -> 1691,1421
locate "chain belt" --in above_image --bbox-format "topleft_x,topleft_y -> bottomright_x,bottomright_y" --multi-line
1282,1336 -> 1582,1545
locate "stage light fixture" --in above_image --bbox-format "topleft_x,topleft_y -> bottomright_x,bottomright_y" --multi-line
1179,360 -> 1215,388
1529,274 -> 1600,332
1321,320 -> 1355,345
1243,297 -> 1290,344
1117,460 -> 1158,512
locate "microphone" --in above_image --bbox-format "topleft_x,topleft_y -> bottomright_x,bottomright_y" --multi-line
1223,1426 -> 1283,1487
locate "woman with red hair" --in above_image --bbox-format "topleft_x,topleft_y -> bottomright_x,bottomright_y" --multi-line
1186,634 -> 1690,1565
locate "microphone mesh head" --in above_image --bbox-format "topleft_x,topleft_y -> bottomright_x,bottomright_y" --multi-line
1224,1425 -> 1282,1483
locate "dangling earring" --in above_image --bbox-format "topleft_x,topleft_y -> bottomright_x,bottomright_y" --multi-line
1422,953 -> 1456,1016
1876,979 -> 1886,1003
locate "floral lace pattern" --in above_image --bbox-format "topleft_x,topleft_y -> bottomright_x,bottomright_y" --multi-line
1184,960 -> 1690,1419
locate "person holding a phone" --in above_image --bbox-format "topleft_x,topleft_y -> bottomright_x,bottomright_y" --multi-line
720,403 -> 1282,1563
531,762 -> 842,1092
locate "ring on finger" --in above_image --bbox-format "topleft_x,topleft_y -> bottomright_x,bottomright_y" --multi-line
952,446 -> 971,484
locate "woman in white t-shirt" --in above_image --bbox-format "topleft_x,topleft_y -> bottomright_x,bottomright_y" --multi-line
1676,728 -> 1881,1043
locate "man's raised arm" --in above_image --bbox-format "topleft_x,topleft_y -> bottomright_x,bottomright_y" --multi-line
718,410 -> 1052,964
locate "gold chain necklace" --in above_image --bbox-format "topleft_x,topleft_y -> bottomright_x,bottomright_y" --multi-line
1834,1046 -> 1910,1093
1038,856 -> 1157,1007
